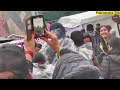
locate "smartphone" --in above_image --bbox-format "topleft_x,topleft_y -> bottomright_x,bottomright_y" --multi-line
26,15 -> 46,41
32,15 -> 46,38
26,16 -> 33,41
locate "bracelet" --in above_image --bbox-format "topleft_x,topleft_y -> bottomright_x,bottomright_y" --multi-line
56,47 -> 63,60
25,51 -> 33,58
58,47 -> 63,54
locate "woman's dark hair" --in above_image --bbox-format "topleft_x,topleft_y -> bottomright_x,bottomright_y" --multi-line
100,25 -> 112,32
71,31 -> 84,46
83,32 -> 92,42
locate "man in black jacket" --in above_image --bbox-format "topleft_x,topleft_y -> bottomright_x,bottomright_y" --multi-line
53,50 -> 102,79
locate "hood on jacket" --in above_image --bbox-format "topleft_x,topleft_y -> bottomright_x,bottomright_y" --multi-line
53,53 -> 102,79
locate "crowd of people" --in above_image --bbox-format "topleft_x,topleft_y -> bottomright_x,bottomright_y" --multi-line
0,15 -> 120,79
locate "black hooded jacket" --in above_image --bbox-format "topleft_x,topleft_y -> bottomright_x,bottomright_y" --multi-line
52,48 -> 103,79
100,55 -> 120,79
100,36 -> 120,79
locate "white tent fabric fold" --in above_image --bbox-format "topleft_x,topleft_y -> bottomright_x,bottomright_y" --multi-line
58,11 -> 112,28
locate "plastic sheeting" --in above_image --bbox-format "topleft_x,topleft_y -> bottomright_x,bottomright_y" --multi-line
70,43 -> 94,64
32,62 -> 55,79
40,37 -> 74,64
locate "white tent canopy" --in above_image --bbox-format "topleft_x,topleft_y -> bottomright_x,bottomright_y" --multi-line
58,11 -> 113,28
58,11 -> 120,37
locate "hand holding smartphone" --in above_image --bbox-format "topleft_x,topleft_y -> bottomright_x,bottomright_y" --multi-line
26,15 -> 46,41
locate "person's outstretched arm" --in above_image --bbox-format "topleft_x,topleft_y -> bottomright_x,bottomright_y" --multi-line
24,33 -> 35,62
41,30 -> 77,57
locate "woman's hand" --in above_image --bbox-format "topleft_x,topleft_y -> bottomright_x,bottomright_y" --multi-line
24,33 -> 35,53
108,45 -> 112,53
41,29 -> 62,53
24,32 -> 35,62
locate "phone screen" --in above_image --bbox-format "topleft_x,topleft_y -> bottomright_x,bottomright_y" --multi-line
33,17 -> 44,37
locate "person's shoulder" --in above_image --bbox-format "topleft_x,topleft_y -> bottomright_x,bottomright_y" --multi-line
83,43 -> 93,50
109,34 -> 120,42
108,55 -> 120,64
58,53 -> 102,79
81,47 -> 93,57
110,34 -> 117,38
61,38 -> 74,48
64,37 -> 73,42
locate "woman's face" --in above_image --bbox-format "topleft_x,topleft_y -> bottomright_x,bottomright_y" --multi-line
100,26 -> 109,38
83,36 -> 91,44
